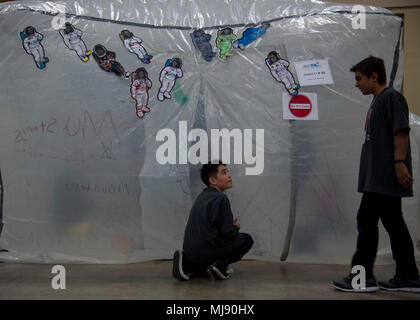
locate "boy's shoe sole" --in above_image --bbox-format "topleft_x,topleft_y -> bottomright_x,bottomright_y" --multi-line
332,282 -> 379,293
207,265 -> 229,280
378,281 -> 420,293
172,250 -> 190,281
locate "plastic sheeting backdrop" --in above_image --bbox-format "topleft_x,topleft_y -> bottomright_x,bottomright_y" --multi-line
0,0 -> 419,264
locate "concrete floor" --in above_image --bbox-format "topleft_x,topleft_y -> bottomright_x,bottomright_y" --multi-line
0,260 -> 419,300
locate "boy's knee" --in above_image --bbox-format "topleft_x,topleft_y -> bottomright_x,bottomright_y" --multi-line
241,233 -> 254,248
356,214 -> 378,233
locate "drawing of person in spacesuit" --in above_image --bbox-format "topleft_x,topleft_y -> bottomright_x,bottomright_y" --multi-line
157,58 -> 183,101
233,22 -> 270,50
265,51 -> 300,96
131,67 -> 152,119
190,29 -> 216,62
20,26 -> 49,69
119,30 -> 153,64
59,22 -> 91,62
216,27 -> 237,61
92,44 -> 130,79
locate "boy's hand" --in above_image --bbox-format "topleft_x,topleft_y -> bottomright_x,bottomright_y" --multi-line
395,162 -> 414,188
234,218 -> 241,230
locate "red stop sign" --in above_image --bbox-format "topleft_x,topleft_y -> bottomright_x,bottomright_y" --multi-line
289,94 -> 312,118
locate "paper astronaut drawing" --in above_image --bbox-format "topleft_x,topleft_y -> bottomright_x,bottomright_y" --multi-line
157,58 -> 183,101
119,30 -> 153,64
130,67 -> 152,119
233,22 -> 270,50
265,50 -> 300,96
59,22 -> 91,62
216,27 -> 237,61
20,26 -> 49,69
92,44 -> 131,79
190,29 -> 216,62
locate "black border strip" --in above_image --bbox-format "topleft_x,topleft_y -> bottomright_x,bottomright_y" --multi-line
389,19 -> 403,88
0,168 -> 3,236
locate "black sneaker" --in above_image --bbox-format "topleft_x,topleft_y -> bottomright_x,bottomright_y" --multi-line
172,250 -> 191,281
378,276 -> 420,293
333,274 -> 379,292
207,262 -> 229,280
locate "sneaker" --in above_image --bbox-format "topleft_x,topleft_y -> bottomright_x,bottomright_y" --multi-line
142,106 -> 151,113
207,262 -> 229,280
378,276 -> 420,293
172,250 -> 190,281
333,274 -> 379,292
163,92 -> 172,99
157,92 -> 164,101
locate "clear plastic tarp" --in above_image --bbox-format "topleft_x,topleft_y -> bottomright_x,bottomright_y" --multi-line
0,0 -> 419,264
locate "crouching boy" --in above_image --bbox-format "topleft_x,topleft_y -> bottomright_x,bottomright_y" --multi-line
173,162 -> 254,280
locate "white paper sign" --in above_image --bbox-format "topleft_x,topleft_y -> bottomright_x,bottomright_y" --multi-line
294,59 -> 334,86
282,92 -> 318,120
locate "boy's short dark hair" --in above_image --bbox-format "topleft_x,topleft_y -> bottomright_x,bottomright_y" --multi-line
350,56 -> 387,84
200,161 -> 225,187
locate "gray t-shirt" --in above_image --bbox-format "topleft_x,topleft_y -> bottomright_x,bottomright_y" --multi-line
358,87 -> 412,197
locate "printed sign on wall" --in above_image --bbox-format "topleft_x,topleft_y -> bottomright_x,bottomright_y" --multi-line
282,92 -> 318,120
294,59 -> 334,86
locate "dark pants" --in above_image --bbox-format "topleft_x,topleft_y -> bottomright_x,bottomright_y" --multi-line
351,192 -> 419,279
0,168 -> 3,236
184,233 -> 254,274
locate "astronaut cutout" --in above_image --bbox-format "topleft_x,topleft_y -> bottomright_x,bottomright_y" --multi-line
190,29 -> 216,62
59,22 -> 91,62
233,22 -> 270,50
216,27 -> 237,61
119,30 -> 153,64
92,44 -> 131,79
20,26 -> 49,69
157,58 -> 183,101
131,67 -> 152,119
265,51 -> 300,96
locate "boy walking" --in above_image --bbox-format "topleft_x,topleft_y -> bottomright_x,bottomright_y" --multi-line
333,56 -> 420,293
173,162 -> 253,281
